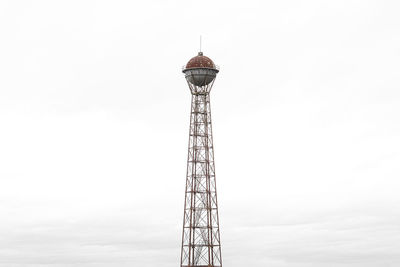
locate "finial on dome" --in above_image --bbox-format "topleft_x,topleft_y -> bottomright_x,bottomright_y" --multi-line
200,35 -> 202,53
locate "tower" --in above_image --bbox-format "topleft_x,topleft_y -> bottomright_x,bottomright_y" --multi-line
180,52 -> 222,267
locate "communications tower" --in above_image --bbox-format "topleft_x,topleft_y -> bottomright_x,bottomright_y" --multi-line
180,51 -> 222,267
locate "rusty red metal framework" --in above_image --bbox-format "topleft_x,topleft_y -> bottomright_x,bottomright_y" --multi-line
180,52 -> 222,267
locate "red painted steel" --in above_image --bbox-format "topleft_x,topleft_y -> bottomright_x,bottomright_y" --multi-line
185,52 -> 216,69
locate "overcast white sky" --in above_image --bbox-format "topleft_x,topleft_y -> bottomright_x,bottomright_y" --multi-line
0,0 -> 399,266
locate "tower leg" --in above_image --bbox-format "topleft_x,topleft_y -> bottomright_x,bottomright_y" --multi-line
180,92 -> 222,267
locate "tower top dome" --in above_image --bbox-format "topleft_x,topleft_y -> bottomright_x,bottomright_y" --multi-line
185,52 -> 216,69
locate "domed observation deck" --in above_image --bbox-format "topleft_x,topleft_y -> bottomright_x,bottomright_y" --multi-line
182,52 -> 219,87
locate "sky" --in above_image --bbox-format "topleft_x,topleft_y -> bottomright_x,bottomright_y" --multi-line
0,0 -> 399,266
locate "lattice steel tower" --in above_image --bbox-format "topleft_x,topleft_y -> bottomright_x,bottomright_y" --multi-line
180,51 -> 222,267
